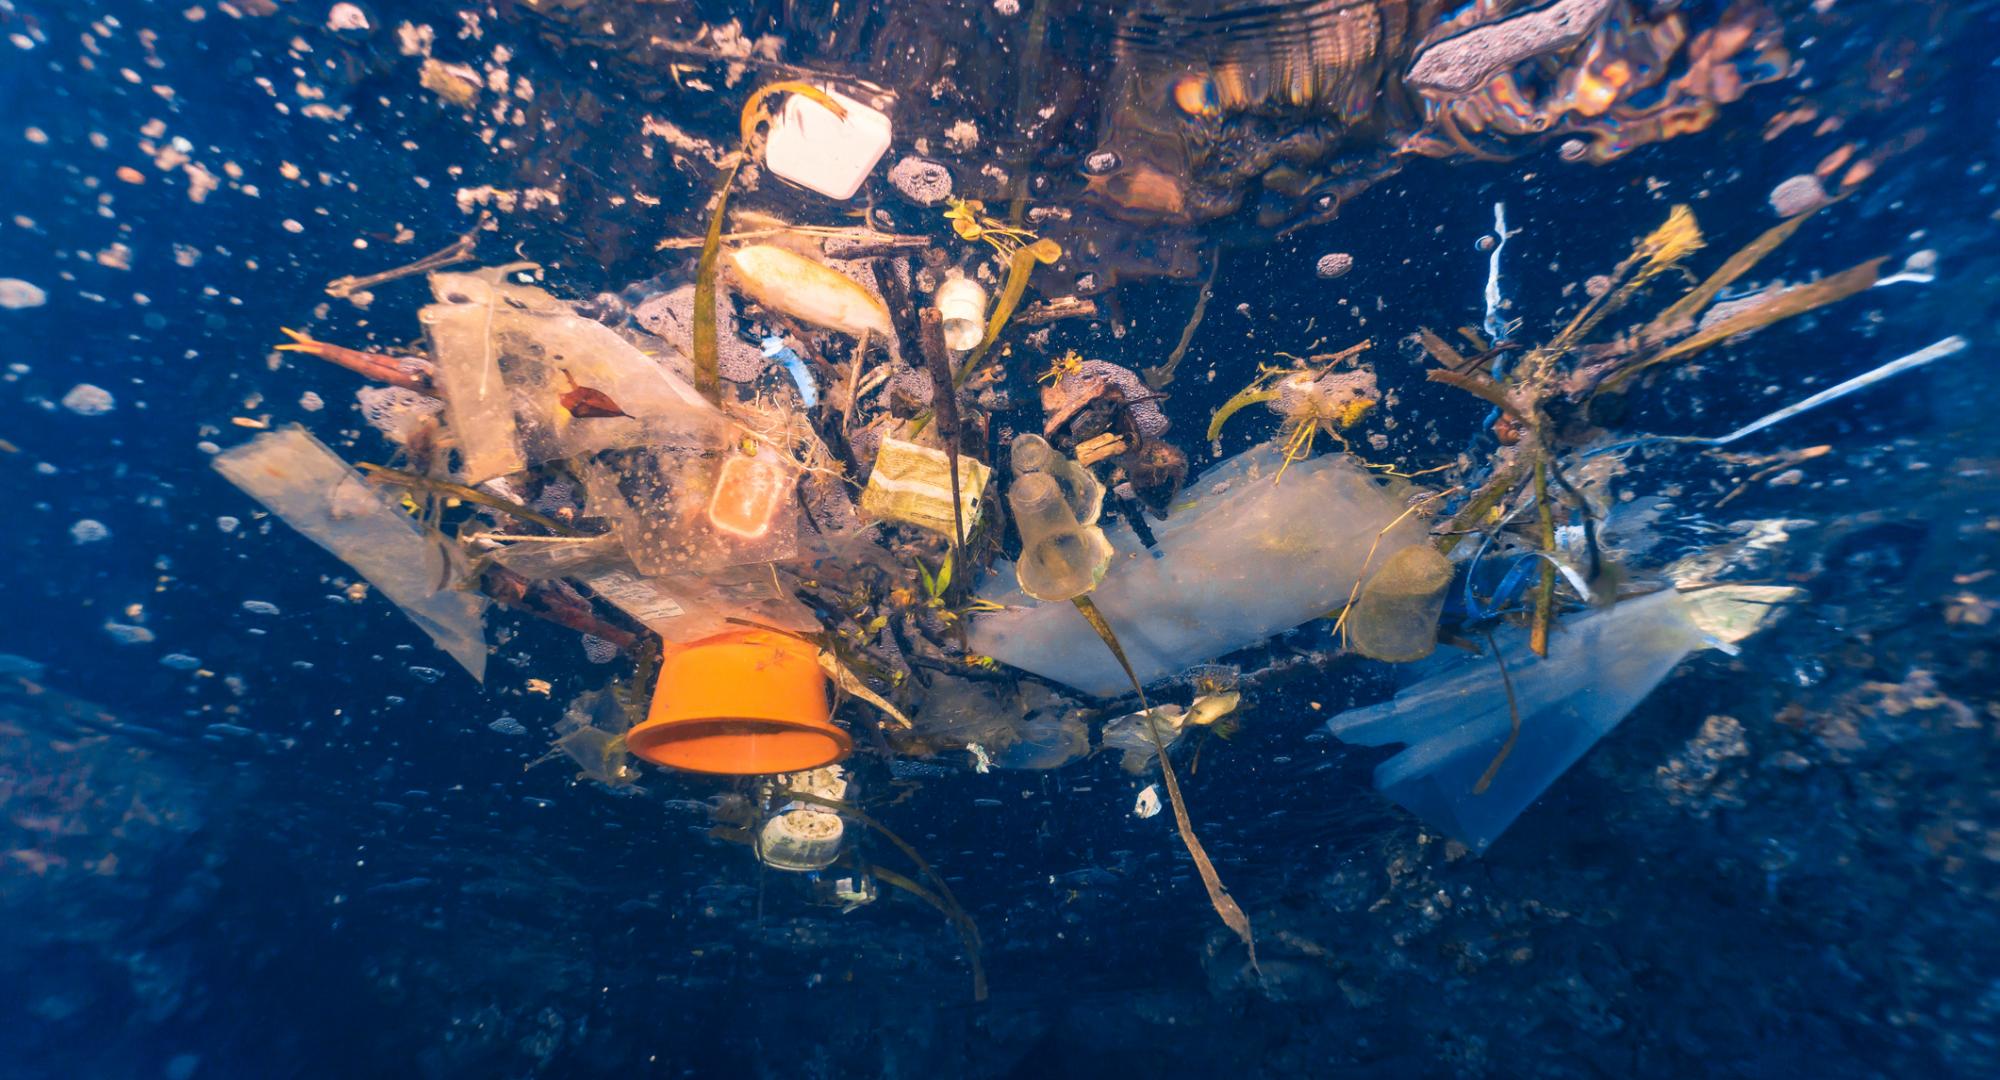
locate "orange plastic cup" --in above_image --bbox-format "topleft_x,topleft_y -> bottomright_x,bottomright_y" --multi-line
626,630 -> 850,775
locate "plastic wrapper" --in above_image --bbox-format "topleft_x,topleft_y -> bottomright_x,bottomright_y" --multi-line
1324,590 -> 1711,853
988,715 -> 1089,770
211,427 -> 489,681
970,446 -> 1429,696
858,438 -> 991,537
421,268 -> 717,484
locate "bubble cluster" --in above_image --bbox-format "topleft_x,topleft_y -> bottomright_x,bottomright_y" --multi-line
61,383 -> 115,416
1315,252 -> 1354,280
633,285 -> 765,381
357,385 -> 444,445
1082,150 -> 1121,176
581,634 -> 619,664
887,156 -> 953,206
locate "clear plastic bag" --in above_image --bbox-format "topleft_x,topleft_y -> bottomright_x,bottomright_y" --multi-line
970,446 -> 1430,695
1325,589 -> 1711,853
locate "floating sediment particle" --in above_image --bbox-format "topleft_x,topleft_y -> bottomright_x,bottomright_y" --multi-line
1768,174 -> 1828,217
61,383 -> 115,415
418,58 -> 481,108
0,278 -> 47,309
71,519 -> 110,544
1316,252 -> 1354,279
326,3 -> 372,34
1406,0 -> 1616,96
887,156 -> 953,206
104,621 -> 155,645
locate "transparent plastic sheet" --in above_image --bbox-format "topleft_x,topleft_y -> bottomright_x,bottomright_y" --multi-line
585,564 -> 819,645
481,534 -> 628,582
211,427 -> 489,681
987,715 -> 1089,769
909,676 -> 1073,762
579,437 -> 801,576
1325,589 -> 1711,853
969,446 -> 1429,695
421,268 -> 716,484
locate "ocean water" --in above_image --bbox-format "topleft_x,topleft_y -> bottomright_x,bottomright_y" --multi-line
2,1 -> 1997,1076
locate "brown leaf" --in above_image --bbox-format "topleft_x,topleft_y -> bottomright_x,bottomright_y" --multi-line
559,369 -> 630,419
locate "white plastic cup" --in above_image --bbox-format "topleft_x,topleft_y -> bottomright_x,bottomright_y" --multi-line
934,276 -> 988,352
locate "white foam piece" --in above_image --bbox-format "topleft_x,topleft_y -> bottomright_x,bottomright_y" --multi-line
764,88 -> 892,201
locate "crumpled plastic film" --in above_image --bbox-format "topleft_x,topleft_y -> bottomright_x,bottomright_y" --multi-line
422,268 -> 716,484
969,446 -> 1429,696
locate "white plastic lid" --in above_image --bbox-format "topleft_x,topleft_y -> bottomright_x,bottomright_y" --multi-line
763,88 -> 892,201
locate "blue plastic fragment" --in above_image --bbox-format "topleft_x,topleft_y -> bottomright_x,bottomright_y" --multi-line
761,335 -> 819,408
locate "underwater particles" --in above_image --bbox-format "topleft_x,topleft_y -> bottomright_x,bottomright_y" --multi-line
70,519 -> 109,544
61,383 -> 115,416
103,621 -> 155,645
1316,252 -> 1354,279
888,156 -> 953,206
0,278 -> 46,309
1769,174 -> 1829,217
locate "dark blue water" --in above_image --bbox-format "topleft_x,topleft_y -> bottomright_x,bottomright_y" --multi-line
3,2 -> 1997,1076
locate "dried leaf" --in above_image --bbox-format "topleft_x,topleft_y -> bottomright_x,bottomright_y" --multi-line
557,370 -> 629,419
1606,257 -> 1885,391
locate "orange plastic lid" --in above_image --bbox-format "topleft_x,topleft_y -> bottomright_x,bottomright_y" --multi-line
626,630 -> 850,776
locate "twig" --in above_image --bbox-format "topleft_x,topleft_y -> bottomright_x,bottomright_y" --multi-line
1471,631 -> 1522,795
1530,459 -> 1555,657
325,213 -> 489,299
1143,256 -> 1219,389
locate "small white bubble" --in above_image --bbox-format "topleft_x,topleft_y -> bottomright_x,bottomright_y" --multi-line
70,518 -> 110,544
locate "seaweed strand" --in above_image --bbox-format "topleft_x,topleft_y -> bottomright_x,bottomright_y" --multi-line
1072,595 -> 1256,970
